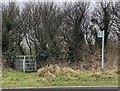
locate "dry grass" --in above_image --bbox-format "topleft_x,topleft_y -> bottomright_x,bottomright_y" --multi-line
37,64 -> 118,82
37,64 -> 79,82
1,56 -> 6,70
91,68 -> 118,79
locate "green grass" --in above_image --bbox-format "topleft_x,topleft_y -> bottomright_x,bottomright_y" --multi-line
2,69 -> 118,88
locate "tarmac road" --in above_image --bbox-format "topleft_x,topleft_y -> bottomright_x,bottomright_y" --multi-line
1,86 -> 119,91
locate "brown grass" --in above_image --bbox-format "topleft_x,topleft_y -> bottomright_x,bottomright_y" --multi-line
1,56 -> 8,70
91,68 -> 118,78
37,64 -> 79,82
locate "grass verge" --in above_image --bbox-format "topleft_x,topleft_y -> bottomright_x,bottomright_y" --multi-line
2,68 -> 118,88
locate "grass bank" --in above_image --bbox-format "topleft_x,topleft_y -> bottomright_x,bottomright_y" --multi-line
2,68 -> 118,88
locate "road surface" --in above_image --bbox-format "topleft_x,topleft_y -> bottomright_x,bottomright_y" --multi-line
1,86 -> 119,91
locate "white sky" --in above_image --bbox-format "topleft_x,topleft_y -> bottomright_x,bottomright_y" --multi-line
1,0 -> 96,3
1,0 -> 119,3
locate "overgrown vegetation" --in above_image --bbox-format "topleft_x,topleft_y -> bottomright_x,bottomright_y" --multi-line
1,1 -> 119,88
2,1 -> 119,70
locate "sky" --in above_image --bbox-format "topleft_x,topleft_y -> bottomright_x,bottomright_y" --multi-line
1,0 -> 96,3
1,0 -> 119,4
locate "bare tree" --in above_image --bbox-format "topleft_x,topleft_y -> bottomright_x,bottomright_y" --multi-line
62,2 -> 90,65
21,2 -> 64,64
112,1 -> 120,67
91,2 -> 113,48
112,1 -> 120,39
2,2 -> 25,55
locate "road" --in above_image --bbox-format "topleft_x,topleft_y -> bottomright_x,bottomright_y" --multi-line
1,86 -> 119,91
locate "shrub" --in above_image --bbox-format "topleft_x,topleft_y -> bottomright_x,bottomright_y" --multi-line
3,51 -> 16,69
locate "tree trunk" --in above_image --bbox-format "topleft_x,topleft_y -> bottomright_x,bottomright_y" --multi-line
18,44 -> 25,55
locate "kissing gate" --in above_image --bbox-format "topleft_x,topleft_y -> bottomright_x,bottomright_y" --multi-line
15,55 -> 37,72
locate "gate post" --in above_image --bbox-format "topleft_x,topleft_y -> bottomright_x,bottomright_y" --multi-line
23,56 -> 26,72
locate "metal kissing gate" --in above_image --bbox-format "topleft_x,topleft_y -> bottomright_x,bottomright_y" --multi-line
15,55 -> 37,72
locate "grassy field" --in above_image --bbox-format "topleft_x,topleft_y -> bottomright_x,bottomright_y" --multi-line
2,68 -> 118,88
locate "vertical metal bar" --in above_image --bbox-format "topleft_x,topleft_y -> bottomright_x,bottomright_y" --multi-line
102,30 -> 105,68
23,56 -> 26,72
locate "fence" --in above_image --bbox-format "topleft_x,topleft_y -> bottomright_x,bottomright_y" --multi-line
15,55 -> 37,72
